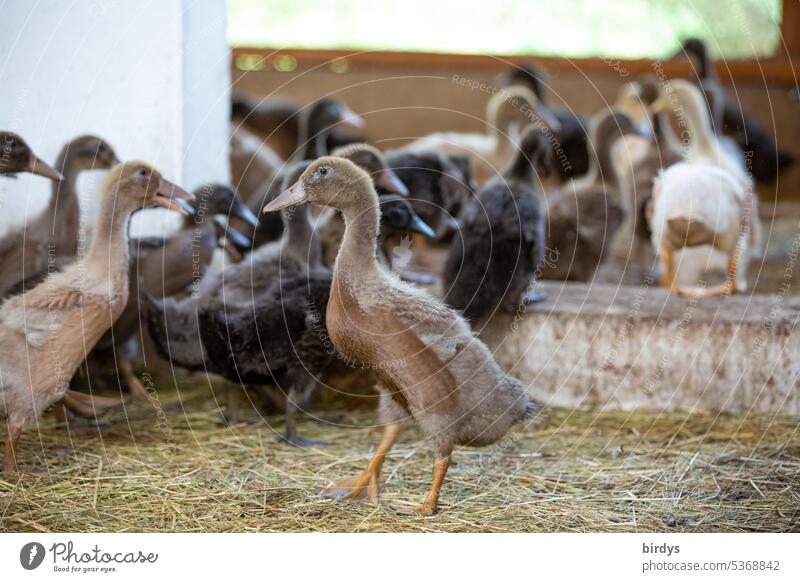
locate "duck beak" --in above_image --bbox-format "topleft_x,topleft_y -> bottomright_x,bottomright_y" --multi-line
154,177 -> 195,216
647,95 -> 671,115
28,155 -> 64,181
375,169 -> 409,196
340,106 -> 365,130
535,106 -> 562,134
263,181 -> 308,213
231,198 -> 259,227
409,213 -> 436,238
214,215 -> 252,249
635,125 -> 657,141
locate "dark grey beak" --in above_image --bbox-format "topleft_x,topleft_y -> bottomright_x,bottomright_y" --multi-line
232,198 -> 259,227
409,213 -> 436,238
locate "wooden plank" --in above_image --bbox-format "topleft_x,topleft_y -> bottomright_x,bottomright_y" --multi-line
478,282 -> 800,414
232,47 -> 800,86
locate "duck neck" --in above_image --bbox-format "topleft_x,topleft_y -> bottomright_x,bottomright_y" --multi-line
39,147 -> 83,254
282,207 -> 323,271
335,201 -> 380,282
595,129 -> 620,190
680,94 -> 716,158
83,199 -> 133,283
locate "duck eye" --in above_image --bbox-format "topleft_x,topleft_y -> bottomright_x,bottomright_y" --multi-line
319,166 -> 330,177
137,168 -> 149,178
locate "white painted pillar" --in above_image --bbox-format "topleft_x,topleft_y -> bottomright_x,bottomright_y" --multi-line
0,0 -> 230,238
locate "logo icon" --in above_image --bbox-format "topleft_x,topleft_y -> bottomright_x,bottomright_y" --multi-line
392,234 -> 414,271
20,542 -> 46,570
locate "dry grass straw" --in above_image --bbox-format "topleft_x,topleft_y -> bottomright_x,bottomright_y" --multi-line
1,376 -> 798,532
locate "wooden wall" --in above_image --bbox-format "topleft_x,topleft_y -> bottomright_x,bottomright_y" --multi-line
232,55 -> 800,201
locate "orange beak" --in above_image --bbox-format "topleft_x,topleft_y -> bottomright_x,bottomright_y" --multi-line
154,177 -> 195,216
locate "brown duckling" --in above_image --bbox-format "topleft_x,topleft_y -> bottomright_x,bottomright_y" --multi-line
0,135 -> 119,297
263,157 -> 536,515
495,63 -> 591,182
404,86 -> 561,187
442,125 -> 549,324
540,110 -> 648,281
0,132 -> 63,179
76,183 -> 254,403
0,161 -> 193,472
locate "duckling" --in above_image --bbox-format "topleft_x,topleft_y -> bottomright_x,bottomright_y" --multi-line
77,183 -> 255,402
442,125 -> 548,323
675,38 -> 794,183
384,150 -> 473,239
540,110 -> 647,281
604,78 -> 685,283
232,94 -> 365,162
0,132 -> 63,179
255,143 -> 408,248
230,123 -> 284,210
143,162 -> 319,378
648,80 -> 758,296
404,86 -> 561,186
263,157 -> 537,514
377,194 -> 436,270
495,63 -> 590,181
320,193 -> 434,268
0,135 -> 118,297
231,94 -> 301,160
137,183 -> 258,297
0,162 -> 193,472
197,270 -> 334,445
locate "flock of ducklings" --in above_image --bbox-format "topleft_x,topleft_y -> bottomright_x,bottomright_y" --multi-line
0,39 -> 794,514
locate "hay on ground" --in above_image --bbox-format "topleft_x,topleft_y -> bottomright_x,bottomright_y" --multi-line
1,378 -> 798,532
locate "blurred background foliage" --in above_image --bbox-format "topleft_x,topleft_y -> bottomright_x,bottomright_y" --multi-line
228,0 -> 782,59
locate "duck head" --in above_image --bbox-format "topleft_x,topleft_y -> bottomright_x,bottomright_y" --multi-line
506,125 -> 552,181
494,63 -> 548,103
194,183 -> 259,227
593,109 -> 655,145
0,131 -> 64,180
212,214 -> 252,261
308,98 -> 365,134
332,143 -> 409,196
647,79 -> 713,138
61,135 -> 119,173
263,157 -> 373,213
105,161 -> 195,216
489,86 -> 561,136
379,193 -> 435,238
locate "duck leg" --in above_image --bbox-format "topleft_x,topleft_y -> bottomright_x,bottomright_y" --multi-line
281,381 -> 330,447
62,390 -> 123,418
391,446 -> 452,515
660,249 -> 677,292
224,383 -> 240,425
3,423 -> 23,473
324,423 -> 401,503
118,357 -> 150,401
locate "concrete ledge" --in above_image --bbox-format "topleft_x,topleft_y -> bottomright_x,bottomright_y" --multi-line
479,282 -> 800,414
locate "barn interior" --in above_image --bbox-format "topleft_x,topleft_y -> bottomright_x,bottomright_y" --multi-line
0,0 -> 798,533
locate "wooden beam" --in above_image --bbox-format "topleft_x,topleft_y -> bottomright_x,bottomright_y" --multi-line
232,47 -> 800,86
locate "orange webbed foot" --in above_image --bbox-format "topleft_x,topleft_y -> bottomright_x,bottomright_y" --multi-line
324,470 -> 382,503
